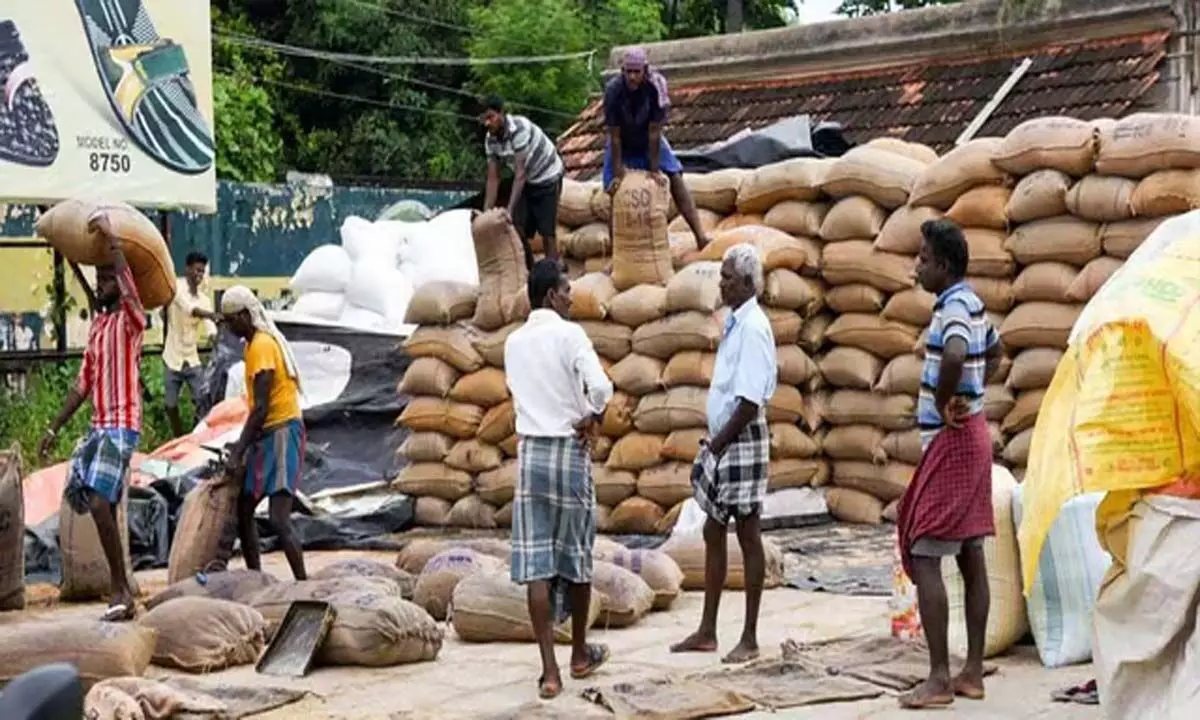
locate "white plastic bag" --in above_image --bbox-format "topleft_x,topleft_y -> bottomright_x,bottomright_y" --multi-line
345,261 -> 413,318
290,244 -> 352,294
338,303 -> 388,331
398,209 -> 479,289
291,291 -> 346,320
340,216 -> 401,266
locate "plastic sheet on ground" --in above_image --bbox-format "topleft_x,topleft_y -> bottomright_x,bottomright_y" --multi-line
777,521 -> 894,597
674,115 -> 852,172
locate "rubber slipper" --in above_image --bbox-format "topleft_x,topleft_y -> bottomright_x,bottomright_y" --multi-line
1051,680 -> 1099,705
570,643 -> 610,680
101,603 -> 133,622
0,20 -> 59,167
74,0 -> 213,174
537,675 -> 561,700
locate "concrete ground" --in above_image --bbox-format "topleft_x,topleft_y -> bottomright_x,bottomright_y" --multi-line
18,549 -> 1102,720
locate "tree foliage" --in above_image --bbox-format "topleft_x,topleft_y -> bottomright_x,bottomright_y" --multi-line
665,0 -> 793,38
833,0 -> 960,18
211,6 -> 284,182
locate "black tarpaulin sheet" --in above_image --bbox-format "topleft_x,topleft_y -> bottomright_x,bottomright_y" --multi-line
674,115 -> 852,172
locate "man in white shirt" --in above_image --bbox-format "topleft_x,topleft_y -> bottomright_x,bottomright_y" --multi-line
163,251 -> 218,436
504,259 -> 614,700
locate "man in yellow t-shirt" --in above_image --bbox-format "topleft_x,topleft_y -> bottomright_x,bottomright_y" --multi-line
163,251 -> 217,436
221,285 -> 307,581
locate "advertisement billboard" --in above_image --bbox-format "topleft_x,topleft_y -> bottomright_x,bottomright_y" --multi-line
0,1 -> 215,212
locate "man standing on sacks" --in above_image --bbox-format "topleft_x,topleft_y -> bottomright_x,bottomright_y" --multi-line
671,243 -> 775,664
896,219 -> 1003,710
504,258 -> 615,699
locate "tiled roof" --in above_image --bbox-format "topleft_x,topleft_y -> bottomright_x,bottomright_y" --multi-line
558,32 -> 1168,180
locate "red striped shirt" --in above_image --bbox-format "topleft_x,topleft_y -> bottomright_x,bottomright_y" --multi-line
77,266 -> 146,431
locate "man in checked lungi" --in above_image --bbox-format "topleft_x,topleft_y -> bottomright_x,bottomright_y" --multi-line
895,219 -> 1003,709
671,243 -> 776,665
505,258 -> 615,699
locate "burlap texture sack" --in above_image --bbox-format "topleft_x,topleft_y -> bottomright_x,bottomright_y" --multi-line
444,439 -> 503,474
1006,169 -> 1071,223
999,302 -> 1082,350
609,354 -> 665,396
636,463 -> 693,507
312,559 -> 415,598
824,313 -> 920,359
1007,347 -> 1064,391
826,487 -> 884,524
634,387 -> 708,434
399,432 -> 453,463
565,223 -> 611,260
569,272 -> 618,321
448,367 -> 509,407
471,209 -> 530,331
666,262 -> 722,314
405,282 -> 479,325
391,462 -> 472,502
398,356 -> 460,398
821,146 -> 926,209
736,157 -> 829,213
146,570 -> 279,610
167,477 -> 239,585
609,284 -> 669,327
600,391 -> 638,438
446,494 -> 498,530
823,424 -> 888,463
824,390 -> 916,430
968,276 -> 1015,313
404,326 -> 484,373
698,225 -> 821,274
606,433 -> 666,472
475,460 -> 517,506
398,398 -> 483,439
662,537 -> 784,591
864,136 -> 939,164
827,284 -> 886,314
821,240 -> 914,292
632,311 -> 722,360
1130,168 -> 1200,217
763,200 -> 827,237
882,429 -> 923,465
1066,256 -> 1123,302
768,458 -> 830,490
611,172 -> 673,291
452,570 -> 600,643
608,496 -> 666,534
768,423 -> 819,460
579,321 -> 633,362
881,288 -> 934,326
1003,428 -> 1034,466
0,447 -> 24,610
662,429 -> 705,463
832,461 -> 915,503
909,138 -> 1007,210
1095,113 -> 1200,178
1002,389 -> 1047,435
1065,175 -> 1136,221
591,560 -> 655,628
763,269 -> 823,314
139,597 -> 266,672
875,354 -> 924,396
1100,217 -> 1163,258
662,350 -> 715,387
1012,262 -> 1078,303
594,466 -> 637,507
993,116 -> 1098,176
819,346 -> 883,390
819,195 -> 888,241
685,169 -> 747,214
875,205 -> 942,254
396,537 -> 511,574
945,185 -> 1011,230
477,401 -> 515,444
777,345 -> 819,387
0,619 -> 156,689
963,229 -> 1016,277
470,322 -> 519,368
413,548 -> 504,620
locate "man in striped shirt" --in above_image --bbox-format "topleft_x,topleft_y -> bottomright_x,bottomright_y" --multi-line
896,219 -> 1003,709
483,95 -> 565,269
40,212 -> 145,622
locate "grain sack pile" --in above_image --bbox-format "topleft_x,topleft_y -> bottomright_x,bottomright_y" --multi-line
558,177 -> 614,279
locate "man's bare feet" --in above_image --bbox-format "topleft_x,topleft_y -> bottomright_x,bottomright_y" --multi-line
670,631 -> 718,653
721,640 -> 759,664
953,669 -> 985,700
898,677 -> 954,709
538,673 -> 562,700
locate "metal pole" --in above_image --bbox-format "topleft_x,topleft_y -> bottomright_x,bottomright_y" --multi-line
52,250 -> 66,354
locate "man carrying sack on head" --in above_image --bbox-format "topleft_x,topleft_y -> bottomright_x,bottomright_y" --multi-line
40,212 -> 145,622
504,259 -> 615,699
220,286 -> 307,582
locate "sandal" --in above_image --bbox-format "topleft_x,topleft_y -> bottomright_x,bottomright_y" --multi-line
570,643 -> 610,680
1051,680 -> 1099,705
537,675 -> 562,700
101,602 -> 134,622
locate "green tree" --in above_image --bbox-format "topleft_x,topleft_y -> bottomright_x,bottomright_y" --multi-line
832,0 -> 959,17
212,6 -> 285,182
664,0 -> 792,39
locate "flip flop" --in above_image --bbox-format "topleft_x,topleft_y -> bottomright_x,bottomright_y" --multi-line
0,20 -> 59,167
74,0 -> 213,175
570,643 -> 610,680
101,603 -> 134,622
1051,680 -> 1099,705
537,675 -> 562,700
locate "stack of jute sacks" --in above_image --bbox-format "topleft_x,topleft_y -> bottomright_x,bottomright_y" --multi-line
992,114 -> 1200,479
558,178 -> 613,278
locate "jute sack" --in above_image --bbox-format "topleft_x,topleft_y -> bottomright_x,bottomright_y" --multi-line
1100,217 -> 1162,258
697,225 -> 821,274
767,385 -> 807,425
593,543 -> 683,610
864,136 -> 939,165
1007,348 -> 1063,391
471,210 -> 531,331
882,429 -> 923,465
736,157 -> 829,213
634,388 -> 708,434
1003,428 -> 1034,466
663,351 -> 715,387
666,262 -> 722,313
139,597 -> 266,672
452,570 -> 600,643
476,461 -> 517,506
821,146 -> 926,209
606,433 -> 666,472
1066,256 -> 1123,302
444,439 -> 503,474
768,423 -> 819,460
962,229 -> 1016,277
800,391 -> 829,433
609,284 -> 669,327
609,354 -> 665,396
875,354 -> 924,396
1000,302 -> 1082,350
984,385 -> 1016,422
611,171 -> 673,291
669,231 -> 700,268
592,437 -> 614,463
594,466 -> 637,506
968,276 -> 1015,312
1130,168 -> 1200,217
818,346 -> 883,390
405,282 -> 478,325
766,308 -> 802,345
36,199 -> 175,309
396,537 -> 511,575
993,116 -> 1098,177
1006,169 -> 1071,223
404,326 -> 484,373
400,432 -> 453,463
470,322 -> 519,368
662,536 -> 784,591
391,462 -> 472,502
763,200 -> 828,237
0,620 -> 156,689
413,496 -> 451,526
819,196 -> 888,241
717,213 -> 765,232
413,548 -> 504,620
608,496 -> 666,534
777,345 -> 820,387
1095,113 -> 1200,178
685,169 -> 747,214
0,447 -> 24,610
875,205 -> 942,254
477,401 -> 515,444
560,179 -> 600,226
823,425 -> 887,463
881,288 -> 934,326
579,321 -> 633,362
146,570 -> 279,610
825,390 -> 915,430
591,560 -> 655,628
600,391 -> 638,437
764,270 -> 823,314
668,208 -> 721,235
882,500 -> 900,523
446,494 -> 498,530
167,477 -> 239,585
591,183 -> 614,222
821,240 -> 914,292
946,185 -> 1011,230
84,677 -> 229,718
632,311 -> 722,360
833,461 -> 914,503
799,313 -> 833,354
827,284 -> 886,314
1012,262 -> 1078,303
398,356 -> 460,398
825,313 -> 920,359
1002,389 -> 1046,434
60,485 -> 139,602
565,223 -> 611,261
826,487 -> 884,524
312,559 -> 415,598
448,367 -> 509,407
1065,175 -> 1135,221
637,463 -> 693,507
909,138 -> 1007,210
398,398 -> 483,439
769,458 -> 830,490
569,272 -> 618,322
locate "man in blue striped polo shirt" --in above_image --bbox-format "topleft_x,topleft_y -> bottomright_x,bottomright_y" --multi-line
896,219 -> 1004,710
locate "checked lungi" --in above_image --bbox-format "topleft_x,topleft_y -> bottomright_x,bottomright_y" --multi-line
244,419 -> 305,501
511,435 -> 596,620
691,415 -> 769,525
65,428 -> 139,514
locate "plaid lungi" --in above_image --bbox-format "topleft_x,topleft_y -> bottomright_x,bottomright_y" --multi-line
65,428 -> 139,514
511,435 -> 595,620
691,415 -> 769,525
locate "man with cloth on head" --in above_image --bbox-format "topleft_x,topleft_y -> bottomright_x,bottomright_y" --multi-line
604,47 -> 713,250
504,258 -> 614,699
220,286 -> 307,581
895,219 -> 1003,710
671,243 -> 775,664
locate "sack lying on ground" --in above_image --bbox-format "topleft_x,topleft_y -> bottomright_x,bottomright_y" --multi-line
592,543 -> 684,611
311,558 -> 416,599
413,548 -> 505,621
451,570 -> 601,643
84,677 -> 229,720
0,619 -> 156,689
139,597 -> 267,672
146,569 -> 280,610
660,536 -> 785,591
395,537 -> 512,574
591,560 -> 655,628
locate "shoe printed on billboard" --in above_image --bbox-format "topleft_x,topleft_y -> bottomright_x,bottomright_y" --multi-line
0,20 -> 60,167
